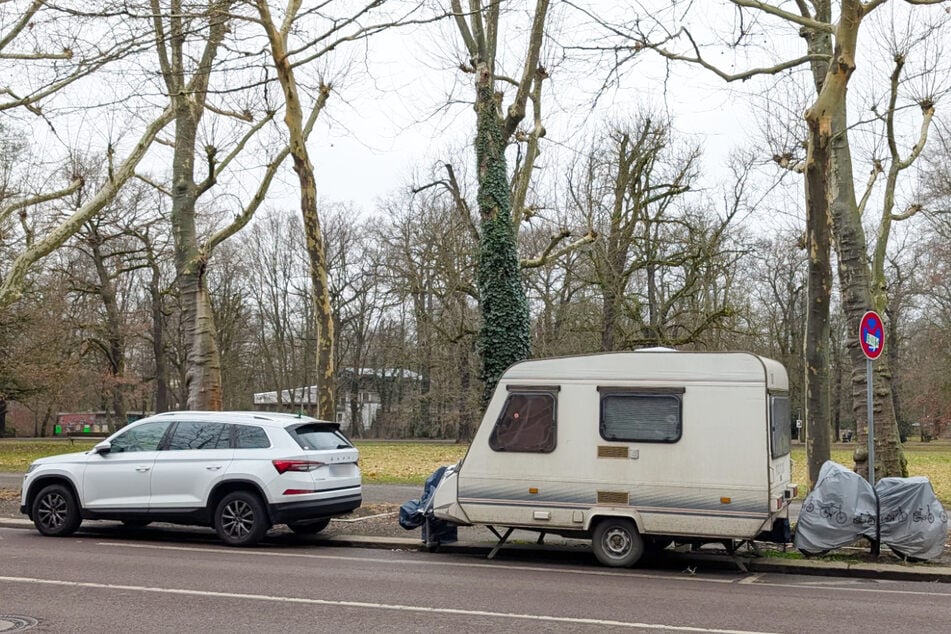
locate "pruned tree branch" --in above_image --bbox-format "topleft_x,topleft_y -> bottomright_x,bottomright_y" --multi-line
520,229 -> 598,269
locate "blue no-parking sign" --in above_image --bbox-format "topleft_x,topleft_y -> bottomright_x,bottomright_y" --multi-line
859,311 -> 885,360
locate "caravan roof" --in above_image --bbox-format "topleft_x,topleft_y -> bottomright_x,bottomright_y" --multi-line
502,350 -> 788,391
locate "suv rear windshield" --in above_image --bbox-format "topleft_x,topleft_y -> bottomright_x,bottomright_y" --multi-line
289,424 -> 353,450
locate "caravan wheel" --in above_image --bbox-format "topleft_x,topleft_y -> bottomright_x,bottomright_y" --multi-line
592,518 -> 644,568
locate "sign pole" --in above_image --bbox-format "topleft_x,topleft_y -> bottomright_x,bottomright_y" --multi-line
868,357 -> 880,557
867,358 -> 875,485
859,310 -> 884,558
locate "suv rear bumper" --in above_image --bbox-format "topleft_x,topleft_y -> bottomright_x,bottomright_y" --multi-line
269,492 -> 362,524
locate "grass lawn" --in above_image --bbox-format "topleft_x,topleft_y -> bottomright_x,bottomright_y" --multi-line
792,441 -> 951,504
0,439 -> 470,486
2,439 -> 949,503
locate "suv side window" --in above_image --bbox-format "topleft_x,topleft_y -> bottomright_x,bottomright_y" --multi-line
110,421 -> 172,453
234,425 -> 270,449
166,422 -> 228,450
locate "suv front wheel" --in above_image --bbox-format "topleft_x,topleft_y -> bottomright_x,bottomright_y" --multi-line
32,484 -> 82,537
214,491 -> 270,546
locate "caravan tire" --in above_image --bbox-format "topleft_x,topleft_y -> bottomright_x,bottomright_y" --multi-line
592,518 -> 644,568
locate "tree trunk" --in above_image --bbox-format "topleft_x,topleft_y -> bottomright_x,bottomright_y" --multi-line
149,255 -> 169,413
89,232 -> 126,430
159,1 -> 231,411
802,117 -> 834,487
256,1 -> 335,421
474,63 -> 531,405
799,0 -> 835,487
0,399 -> 7,437
825,62 -> 905,478
171,107 -> 222,410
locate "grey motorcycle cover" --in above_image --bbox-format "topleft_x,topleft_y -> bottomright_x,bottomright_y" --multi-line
794,461 -> 877,554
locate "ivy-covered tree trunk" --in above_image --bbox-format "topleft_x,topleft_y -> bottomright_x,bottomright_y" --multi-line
474,64 -> 530,405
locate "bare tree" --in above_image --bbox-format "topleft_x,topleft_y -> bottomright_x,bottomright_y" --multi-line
448,0 -> 550,403
1,1 -> 175,307
582,0 -> 947,483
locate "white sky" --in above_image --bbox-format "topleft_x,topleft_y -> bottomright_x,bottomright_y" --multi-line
13,1 -> 948,238
303,0 -> 949,237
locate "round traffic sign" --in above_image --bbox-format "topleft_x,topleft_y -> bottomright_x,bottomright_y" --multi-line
859,310 -> 885,360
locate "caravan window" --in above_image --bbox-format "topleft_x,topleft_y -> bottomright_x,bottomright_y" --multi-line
489,390 -> 557,453
769,394 -> 791,458
598,388 -> 684,443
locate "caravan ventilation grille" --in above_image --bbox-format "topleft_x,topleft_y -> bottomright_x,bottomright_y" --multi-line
597,445 -> 629,459
597,491 -> 630,505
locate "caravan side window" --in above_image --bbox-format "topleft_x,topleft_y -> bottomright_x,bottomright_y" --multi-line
769,394 -> 791,458
598,387 -> 684,443
489,388 -> 558,453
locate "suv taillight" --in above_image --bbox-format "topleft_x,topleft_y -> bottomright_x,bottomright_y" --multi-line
273,459 -> 325,474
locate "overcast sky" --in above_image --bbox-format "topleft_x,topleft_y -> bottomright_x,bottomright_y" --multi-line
301,0 -> 949,245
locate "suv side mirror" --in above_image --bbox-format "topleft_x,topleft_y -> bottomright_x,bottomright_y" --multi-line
93,440 -> 112,455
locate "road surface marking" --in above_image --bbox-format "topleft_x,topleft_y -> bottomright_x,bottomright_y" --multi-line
94,541 -> 734,584
0,574 -> 777,633
738,574 -> 762,584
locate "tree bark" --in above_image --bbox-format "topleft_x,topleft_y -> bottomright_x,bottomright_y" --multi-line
802,115 -> 834,487
474,63 -> 531,404
799,0 -> 835,486
452,0 -> 550,404
89,229 -> 126,430
256,0 -> 335,420
148,247 -> 169,413
156,0 -> 231,411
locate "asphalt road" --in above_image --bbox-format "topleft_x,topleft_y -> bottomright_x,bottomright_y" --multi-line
2,527 -> 950,633
0,472 -> 23,489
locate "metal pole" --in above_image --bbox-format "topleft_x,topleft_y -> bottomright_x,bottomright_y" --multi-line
867,358 -> 875,485
867,357 -> 880,557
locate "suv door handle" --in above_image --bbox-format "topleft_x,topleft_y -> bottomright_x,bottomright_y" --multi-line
135,466 -> 151,472
205,465 -> 222,471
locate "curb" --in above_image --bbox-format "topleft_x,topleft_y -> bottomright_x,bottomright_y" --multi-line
4,517 -> 949,582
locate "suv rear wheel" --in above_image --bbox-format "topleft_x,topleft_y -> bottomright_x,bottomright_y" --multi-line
215,491 -> 270,546
32,484 -> 82,537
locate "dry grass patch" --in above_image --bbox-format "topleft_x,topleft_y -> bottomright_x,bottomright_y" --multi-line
0,439 -> 469,485
3,439 -> 949,499
792,441 -> 951,505
0,440 -> 96,472
356,442 -> 468,484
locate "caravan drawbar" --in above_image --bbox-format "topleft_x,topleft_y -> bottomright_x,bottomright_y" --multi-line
430,349 -> 798,567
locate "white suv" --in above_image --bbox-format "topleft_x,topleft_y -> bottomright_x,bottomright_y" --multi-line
20,411 -> 362,546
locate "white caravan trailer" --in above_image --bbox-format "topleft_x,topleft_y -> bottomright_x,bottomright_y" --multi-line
430,350 -> 798,567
